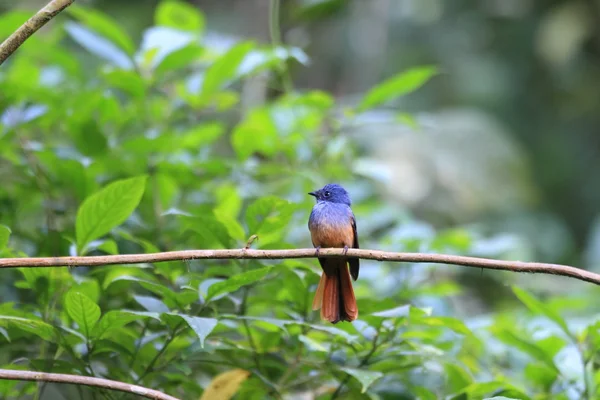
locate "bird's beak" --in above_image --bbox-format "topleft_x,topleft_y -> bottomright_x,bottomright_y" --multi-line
308,191 -> 317,197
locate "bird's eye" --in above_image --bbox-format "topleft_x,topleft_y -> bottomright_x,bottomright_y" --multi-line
324,191 -> 331,197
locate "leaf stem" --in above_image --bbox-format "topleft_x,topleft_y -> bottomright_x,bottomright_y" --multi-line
269,0 -> 293,93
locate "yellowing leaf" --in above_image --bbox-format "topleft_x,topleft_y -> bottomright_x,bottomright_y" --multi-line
199,369 -> 250,400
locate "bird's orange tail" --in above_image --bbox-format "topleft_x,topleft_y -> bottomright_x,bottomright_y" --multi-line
312,261 -> 357,323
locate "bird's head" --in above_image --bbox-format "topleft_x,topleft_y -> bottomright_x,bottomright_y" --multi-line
308,183 -> 351,206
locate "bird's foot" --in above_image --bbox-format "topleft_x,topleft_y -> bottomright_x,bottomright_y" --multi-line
315,246 -> 321,257
342,245 -> 349,256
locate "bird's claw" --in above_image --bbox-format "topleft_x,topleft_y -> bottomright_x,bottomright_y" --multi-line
343,245 -> 349,256
315,246 -> 321,257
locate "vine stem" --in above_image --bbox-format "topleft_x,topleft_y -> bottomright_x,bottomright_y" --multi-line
0,248 -> 598,286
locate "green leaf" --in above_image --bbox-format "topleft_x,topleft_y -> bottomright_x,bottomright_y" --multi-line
416,316 -> 472,335
201,41 -> 254,98
231,107 -> 278,160
0,316 -> 55,342
340,367 -> 383,393
359,66 -> 437,111
165,313 -> 218,347
0,225 -> 11,249
71,120 -> 108,157
445,363 -> 473,392
512,286 -> 572,338
186,214 -> 234,248
64,291 -> 101,338
493,328 -> 558,372
94,310 -> 160,339
133,295 -> 169,313
155,44 -> 203,75
76,176 -> 147,252
64,22 -> 133,69
244,196 -> 298,244
155,0 -> 205,33
105,276 -> 179,303
67,6 -> 136,55
372,304 -> 411,318
206,267 -> 272,301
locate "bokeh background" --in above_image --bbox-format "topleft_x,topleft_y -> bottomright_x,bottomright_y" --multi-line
30,0 -> 599,268
1,0 -> 600,399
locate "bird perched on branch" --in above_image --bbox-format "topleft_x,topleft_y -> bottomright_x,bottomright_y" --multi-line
308,184 -> 359,323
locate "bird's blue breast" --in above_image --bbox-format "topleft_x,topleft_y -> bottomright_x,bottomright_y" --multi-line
308,202 -> 354,248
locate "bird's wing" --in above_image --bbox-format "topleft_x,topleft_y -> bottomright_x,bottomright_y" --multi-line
349,214 -> 359,280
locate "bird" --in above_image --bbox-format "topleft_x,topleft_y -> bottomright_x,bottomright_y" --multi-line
308,183 -> 359,323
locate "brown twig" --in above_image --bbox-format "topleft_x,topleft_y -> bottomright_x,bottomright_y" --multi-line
0,369 -> 179,400
0,248 -> 598,285
0,0 -> 75,66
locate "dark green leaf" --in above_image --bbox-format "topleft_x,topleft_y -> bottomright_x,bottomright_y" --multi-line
359,66 -> 437,111
94,310 -> 160,339
71,120 -> 108,157
76,176 -> 147,252
206,267 -> 272,301
186,214 -> 234,248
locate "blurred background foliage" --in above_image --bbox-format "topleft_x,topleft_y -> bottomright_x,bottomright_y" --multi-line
0,0 -> 599,399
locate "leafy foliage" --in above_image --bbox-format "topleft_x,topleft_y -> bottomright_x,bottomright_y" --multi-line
0,2 -> 598,400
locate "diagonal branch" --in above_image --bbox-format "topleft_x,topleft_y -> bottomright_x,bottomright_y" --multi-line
0,369 -> 179,400
0,248 -> 599,285
0,0 -> 75,66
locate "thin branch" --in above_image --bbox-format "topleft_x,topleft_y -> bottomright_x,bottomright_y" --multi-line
0,0 -> 75,66
0,369 -> 179,400
0,248 -> 598,285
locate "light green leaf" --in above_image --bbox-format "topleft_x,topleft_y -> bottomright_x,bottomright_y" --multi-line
445,363 -> 473,392
416,316 -> 472,335
231,107 -> 278,160
372,304 -> 411,318
359,66 -> 437,111
214,184 -> 242,218
0,225 -> 10,249
165,313 -> 217,347
493,328 -> 558,372
65,291 -> 101,338
512,286 -> 572,339
206,267 -> 272,301
155,0 -> 205,33
244,196 -> 298,244
0,316 -> 55,342
133,295 -> 170,313
340,367 -> 383,393
76,176 -> 147,252
155,44 -> 204,75
68,6 -> 136,55
201,41 -> 255,98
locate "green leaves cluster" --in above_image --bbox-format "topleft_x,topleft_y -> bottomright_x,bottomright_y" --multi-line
0,1 -> 597,400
